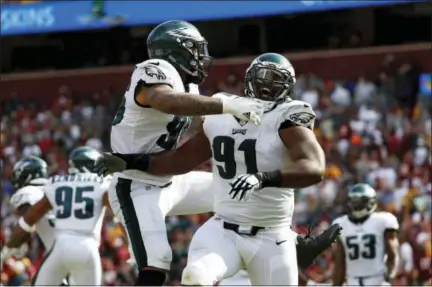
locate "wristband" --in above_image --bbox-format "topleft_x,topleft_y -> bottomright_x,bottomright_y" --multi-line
258,170 -> 282,188
113,153 -> 150,172
18,217 -> 35,233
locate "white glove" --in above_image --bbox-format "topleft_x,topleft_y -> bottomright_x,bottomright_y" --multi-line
229,174 -> 263,201
216,94 -> 264,125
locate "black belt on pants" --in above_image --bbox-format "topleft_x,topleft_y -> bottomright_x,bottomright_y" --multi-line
223,222 -> 265,236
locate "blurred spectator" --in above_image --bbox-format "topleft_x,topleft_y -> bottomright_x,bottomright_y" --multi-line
217,72 -> 243,95
353,76 -> 376,105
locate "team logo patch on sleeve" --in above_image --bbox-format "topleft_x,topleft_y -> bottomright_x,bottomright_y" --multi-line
144,64 -> 167,80
289,112 -> 315,125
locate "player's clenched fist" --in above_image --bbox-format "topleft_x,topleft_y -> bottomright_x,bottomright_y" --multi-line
214,93 -> 264,125
229,173 -> 263,201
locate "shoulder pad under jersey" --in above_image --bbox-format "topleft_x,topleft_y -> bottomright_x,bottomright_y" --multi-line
277,100 -> 316,130
10,185 -> 44,209
377,211 -> 399,231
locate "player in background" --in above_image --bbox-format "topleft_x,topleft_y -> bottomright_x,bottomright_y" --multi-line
98,53 -> 327,285
332,183 -> 400,286
108,19 -> 264,286
1,146 -> 110,286
2,156 -> 70,285
1,158 -> 51,263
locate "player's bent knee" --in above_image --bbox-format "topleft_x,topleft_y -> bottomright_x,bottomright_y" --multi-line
181,264 -> 216,286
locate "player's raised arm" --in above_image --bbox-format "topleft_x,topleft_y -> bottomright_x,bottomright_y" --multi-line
135,79 -> 262,123
95,123 -> 212,176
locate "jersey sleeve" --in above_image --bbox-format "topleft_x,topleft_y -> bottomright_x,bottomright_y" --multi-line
382,212 -> 399,231
9,186 -> 44,209
277,100 -> 316,130
135,59 -> 176,88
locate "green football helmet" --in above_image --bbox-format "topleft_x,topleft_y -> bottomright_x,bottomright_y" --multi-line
347,183 -> 377,219
69,146 -> 101,174
244,53 -> 296,102
12,156 -> 48,189
147,20 -> 212,85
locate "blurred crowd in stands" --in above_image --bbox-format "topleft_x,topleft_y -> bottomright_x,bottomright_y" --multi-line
2,0 -> 40,4
1,49 -> 431,285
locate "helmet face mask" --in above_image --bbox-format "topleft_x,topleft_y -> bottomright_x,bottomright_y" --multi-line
167,38 -> 212,84
347,184 -> 377,219
245,53 -> 295,103
147,21 -> 213,85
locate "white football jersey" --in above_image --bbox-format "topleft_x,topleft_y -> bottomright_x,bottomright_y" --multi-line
332,212 -> 399,278
44,173 -> 109,242
203,93 -> 316,227
110,59 -> 195,185
10,185 -> 56,249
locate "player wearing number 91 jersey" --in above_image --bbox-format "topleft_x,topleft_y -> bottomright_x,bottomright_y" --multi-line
2,146 -> 111,286
332,183 -> 400,286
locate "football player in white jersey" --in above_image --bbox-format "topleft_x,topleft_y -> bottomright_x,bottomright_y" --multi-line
107,19 -> 264,286
99,52 -> 326,285
332,183 -> 400,286
1,146 -> 110,286
1,157 -> 52,263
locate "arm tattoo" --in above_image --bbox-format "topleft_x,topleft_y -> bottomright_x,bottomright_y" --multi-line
150,92 -> 223,116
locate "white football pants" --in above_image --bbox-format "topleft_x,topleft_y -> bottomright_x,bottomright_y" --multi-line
32,233 -> 101,286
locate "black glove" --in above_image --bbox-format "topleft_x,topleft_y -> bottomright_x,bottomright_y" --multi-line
93,152 -> 127,176
296,223 -> 342,269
